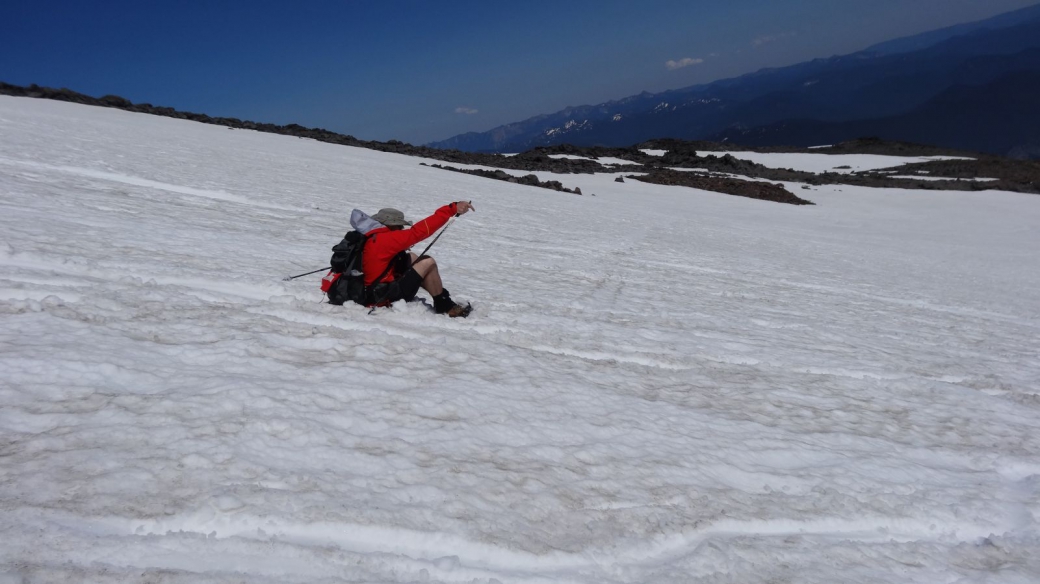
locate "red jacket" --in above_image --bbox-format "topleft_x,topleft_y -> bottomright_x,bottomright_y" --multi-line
363,202 -> 457,287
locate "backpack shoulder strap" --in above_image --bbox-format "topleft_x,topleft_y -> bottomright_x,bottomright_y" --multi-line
364,232 -> 397,286
362,233 -> 400,306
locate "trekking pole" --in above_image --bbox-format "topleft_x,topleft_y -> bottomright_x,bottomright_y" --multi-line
416,200 -> 470,259
282,266 -> 330,281
415,217 -> 456,260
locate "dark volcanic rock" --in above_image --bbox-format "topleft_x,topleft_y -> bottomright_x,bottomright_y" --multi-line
639,136 -> 979,159
629,169 -> 815,206
99,94 -> 132,107
815,137 -> 974,158
420,163 -> 583,194
635,141 -> 1040,194
859,158 -> 1040,193
528,144 -> 657,165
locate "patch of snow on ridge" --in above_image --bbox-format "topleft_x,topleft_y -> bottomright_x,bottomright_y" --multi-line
594,156 -> 637,166
640,149 -> 667,156
546,154 -> 637,166
1,95 -> 1039,584
696,151 -> 974,174
888,175 -> 999,182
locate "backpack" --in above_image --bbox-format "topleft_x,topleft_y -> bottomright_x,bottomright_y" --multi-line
323,231 -> 368,306
322,210 -> 395,307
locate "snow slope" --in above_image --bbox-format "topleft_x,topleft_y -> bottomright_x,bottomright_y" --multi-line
2,96 -> 1040,583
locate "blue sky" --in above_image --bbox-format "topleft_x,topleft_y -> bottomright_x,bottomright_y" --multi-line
2,0 -> 1037,144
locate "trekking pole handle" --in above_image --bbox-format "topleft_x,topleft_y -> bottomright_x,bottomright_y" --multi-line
455,200 -> 474,216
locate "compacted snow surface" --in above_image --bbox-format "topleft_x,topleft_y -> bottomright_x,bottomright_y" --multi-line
1,97 -> 1040,583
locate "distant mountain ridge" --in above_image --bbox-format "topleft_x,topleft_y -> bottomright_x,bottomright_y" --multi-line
428,4 -> 1040,158
709,71 -> 1040,158
863,3 -> 1040,55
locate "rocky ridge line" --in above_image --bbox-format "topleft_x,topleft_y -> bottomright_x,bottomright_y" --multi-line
420,164 -> 585,195
3,82 -> 1036,195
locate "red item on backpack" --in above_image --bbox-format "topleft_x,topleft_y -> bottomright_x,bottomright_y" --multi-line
320,271 -> 341,293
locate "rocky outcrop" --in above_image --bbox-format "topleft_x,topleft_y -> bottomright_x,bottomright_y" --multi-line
629,169 -> 815,205
420,164 -> 584,194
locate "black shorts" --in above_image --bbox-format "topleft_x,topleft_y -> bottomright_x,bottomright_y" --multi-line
368,267 -> 423,305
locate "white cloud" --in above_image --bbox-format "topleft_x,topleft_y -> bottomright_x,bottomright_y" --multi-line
752,32 -> 797,47
454,107 -> 478,115
665,57 -> 704,70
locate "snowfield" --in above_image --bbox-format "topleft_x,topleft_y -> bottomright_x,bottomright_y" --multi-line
694,150 -> 974,174
2,96 -> 1040,583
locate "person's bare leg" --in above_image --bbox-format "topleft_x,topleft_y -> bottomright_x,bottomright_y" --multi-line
410,255 -> 443,296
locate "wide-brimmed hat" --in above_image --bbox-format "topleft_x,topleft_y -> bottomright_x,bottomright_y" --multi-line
371,208 -> 412,227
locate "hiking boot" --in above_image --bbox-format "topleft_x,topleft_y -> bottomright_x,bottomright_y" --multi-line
433,289 -> 456,313
432,288 -> 472,317
445,302 -> 472,318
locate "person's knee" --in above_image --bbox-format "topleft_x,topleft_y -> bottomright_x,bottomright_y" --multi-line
413,255 -> 437,276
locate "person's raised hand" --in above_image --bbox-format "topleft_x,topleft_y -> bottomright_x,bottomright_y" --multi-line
456,201 -> 475,215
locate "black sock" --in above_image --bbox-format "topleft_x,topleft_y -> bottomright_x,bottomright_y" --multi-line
433,289 -> 454,313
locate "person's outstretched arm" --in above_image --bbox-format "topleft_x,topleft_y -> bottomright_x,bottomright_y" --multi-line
377,201 -> 473,254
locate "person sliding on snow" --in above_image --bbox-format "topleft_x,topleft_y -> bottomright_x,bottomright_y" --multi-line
362,201 -> 474,317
